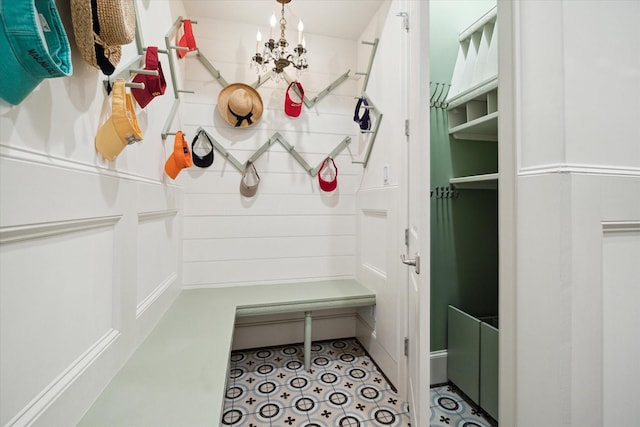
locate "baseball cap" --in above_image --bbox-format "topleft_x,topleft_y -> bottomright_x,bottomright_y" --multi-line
284,81 -> 304,118
95,79 -> 143,160
0,0 -> 73,105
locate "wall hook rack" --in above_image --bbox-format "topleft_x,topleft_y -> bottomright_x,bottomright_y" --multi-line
430,185 -> 459,199
351,92 -> 383,169
160,16 -> 199,139
193,127 -> 351,178
157,16 -> 374,174
430,81 -> 451,109
357,39 -> 379,93
282,70 -> 351,109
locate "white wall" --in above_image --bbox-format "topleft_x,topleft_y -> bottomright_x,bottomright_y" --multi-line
177,15 -> 362,289
176,0 -> 409,393
500,1 -> 640,426
0,1 -> 187,425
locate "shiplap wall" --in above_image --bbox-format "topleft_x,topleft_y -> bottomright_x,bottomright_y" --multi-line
175,16 -> 366,288
0,1 -> 186,425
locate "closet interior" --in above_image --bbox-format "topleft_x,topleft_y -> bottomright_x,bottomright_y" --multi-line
430,2 -> 499,422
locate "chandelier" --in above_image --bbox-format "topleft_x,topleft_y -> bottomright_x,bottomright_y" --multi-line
251,0 -> 308,81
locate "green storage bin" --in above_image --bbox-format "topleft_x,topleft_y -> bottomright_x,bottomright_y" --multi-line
480,319 -> 499,420
447,305 -> 481,402
448,306 -> 499,420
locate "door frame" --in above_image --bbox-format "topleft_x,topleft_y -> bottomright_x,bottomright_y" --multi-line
403,0 -> 431,425
497,1 -> 516,425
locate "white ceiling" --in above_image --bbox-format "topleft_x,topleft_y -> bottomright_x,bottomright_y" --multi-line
182,0 -> 385,40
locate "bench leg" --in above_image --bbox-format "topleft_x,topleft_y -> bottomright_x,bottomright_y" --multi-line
304,311 -> 312,371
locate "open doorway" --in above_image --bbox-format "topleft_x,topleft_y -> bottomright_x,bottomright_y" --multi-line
429,2 -> 499,425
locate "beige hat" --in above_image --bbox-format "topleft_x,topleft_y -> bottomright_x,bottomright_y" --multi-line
95,79 -> 143,160
217,83 -> 263,128
71,0 -> 136,75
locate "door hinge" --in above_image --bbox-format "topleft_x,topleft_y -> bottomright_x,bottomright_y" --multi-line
397,12 -> 409,31
404,228 -> 409,246
404,119 -> 410,137
404,337 -> 409,356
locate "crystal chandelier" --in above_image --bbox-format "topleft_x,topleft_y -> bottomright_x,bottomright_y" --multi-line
251,0 -> 308,81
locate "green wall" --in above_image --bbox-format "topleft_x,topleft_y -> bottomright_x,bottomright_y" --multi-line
429,0 -> 498,352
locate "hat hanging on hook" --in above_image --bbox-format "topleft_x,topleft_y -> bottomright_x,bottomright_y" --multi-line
217,83 -> 264,128
318,157 -> 338,192
285,81 -> 304,117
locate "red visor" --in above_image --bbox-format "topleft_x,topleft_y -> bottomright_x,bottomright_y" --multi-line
285,81 -> 304,118
318,157 -> 338,192
131,46 -> 167,108
177,19 -> 197,59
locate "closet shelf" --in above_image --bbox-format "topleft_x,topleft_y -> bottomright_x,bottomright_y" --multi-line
446,76 -> 497,110
447,76 -> 498,141
448,111 -> 498,141
449,173 -> 498,189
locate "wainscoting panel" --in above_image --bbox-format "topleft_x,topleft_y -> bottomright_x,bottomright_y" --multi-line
0,219 -> 119,426
602,223 -> 640,426
355,187 -> 402,389
136,209 -> 179,318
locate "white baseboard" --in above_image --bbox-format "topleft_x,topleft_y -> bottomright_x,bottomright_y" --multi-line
431,350 -> 448,385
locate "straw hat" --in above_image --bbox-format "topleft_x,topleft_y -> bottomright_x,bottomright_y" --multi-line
71,0 -> 137,75
217,83 -> 263,128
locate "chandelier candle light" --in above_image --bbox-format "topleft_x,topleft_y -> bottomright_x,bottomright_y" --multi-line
251,0 -> 308,81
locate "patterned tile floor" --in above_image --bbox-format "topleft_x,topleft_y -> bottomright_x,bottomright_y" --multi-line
222,337 -> 498,427
222,338 -> 411,426
429,384 -> 497,427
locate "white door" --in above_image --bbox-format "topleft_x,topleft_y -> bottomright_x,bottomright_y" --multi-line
401,1 -> 431,425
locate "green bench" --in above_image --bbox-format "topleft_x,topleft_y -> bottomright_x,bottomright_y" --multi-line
78,279 -> 375,426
